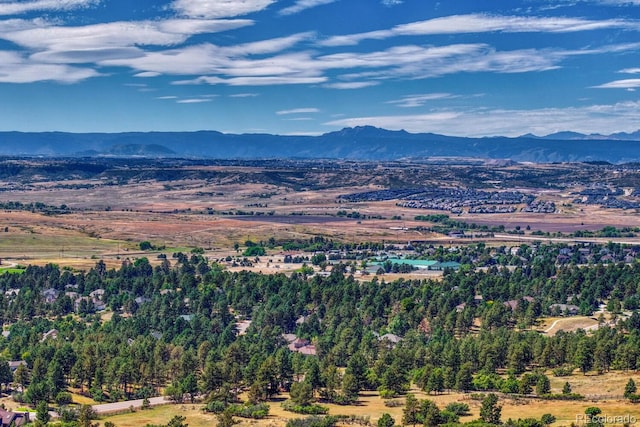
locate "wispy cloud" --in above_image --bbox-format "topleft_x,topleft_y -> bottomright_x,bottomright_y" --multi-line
171,0 -> 276,18
229,93 -> 259,97
387,93 -> 457,108
0,50 -> 99,83
0,0 -> 98,16
156,96 -> 178,99
620,68 -> 640,74
277,108 -> 320,115
381,0 -> 403,6
279,0 -> 337,16
592,78 -> 640,89
321,14 -> 640,46
135,71 -> 161,78
174,75 -> 327,86
324,81 -> 379,89
3,19 -> 253,52
177,98 -> 212,103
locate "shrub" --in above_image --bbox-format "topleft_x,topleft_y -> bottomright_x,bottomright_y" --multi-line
445,402 -> 470,416
282,401 -> 329,415
205,400 -> 228,414
286,416 -> 338,427
552,366 -> 573,377
383,399 -> 404,408
55,391 -> 73,405
228,403 -> 270,419
541,414 -> 556,425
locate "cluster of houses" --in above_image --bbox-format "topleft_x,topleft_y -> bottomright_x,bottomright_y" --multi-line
342,187 -> 535,214
0,408 -> 29,427
4,286 -> 108,313
42,287 -> 107,312
555,246 -> 640,264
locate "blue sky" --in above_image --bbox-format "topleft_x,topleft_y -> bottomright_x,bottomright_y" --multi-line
0,0 -> 640,136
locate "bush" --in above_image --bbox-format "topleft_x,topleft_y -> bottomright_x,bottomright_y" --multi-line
243,246 -> 266,257
55,391 -> 73,405
383,399 -> 404,408
205,400 -> 228,414
90,386 -> 106,402
228,403 -> 270,419
445,402 -> 470,416
282,401 -> 329,415
552,366 -> 573,377
286,416 -> 338,427
541,414 -> 556,425
58,406 -> 78,422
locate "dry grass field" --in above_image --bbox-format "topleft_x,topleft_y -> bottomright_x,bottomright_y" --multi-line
0,160 -> 639,271
98,375 -> 640,427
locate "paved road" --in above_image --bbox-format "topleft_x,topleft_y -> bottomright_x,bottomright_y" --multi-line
92,396 -> 169,414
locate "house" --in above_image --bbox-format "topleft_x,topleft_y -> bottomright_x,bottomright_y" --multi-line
41,288 -> 59,303
42,329 -> 58,341
8,360 -> 26,373
378,333 -> 402,345
0,408 -> 29,426
135,296 -> 150,305
89,289 -> 105,300
282,333 -> 317,356
549,303 -> 579,316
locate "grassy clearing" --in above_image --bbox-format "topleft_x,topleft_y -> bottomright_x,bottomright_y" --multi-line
100,374 -> 640,427
0,268 -> 25,274
101,404 -> 218,427
535,316 -> 600,336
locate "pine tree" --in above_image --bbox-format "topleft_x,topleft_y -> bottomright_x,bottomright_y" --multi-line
479,393 -> 502,425
536,375 -> 551,396
455,362 -> 473,392
402,394 -> 420,427
377,413 -> 395,427
624,378 -> 637,398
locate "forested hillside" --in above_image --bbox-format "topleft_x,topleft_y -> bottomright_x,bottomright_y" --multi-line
1,243 -> 640,418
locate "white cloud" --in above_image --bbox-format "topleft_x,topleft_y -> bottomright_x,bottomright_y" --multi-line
620,68 -> 640,74
277,108 -> 320,114
0,50 -> 99,83
279,0 -> 337,16
156,96 -> 178,99
325,101 -> 640,137
2,19 -> 253,52
177,98 -> 213,103
592,78 -> 640,89
117,40 -> 582,88
324,81 -> 379,89
388,93 -> 457,108
230,93 -> 259,97
0,0 -> 98,15
171,0 -> 276,18
135,71 -> 162,77
382,0 -> 403,5
173,75 -> 327,86
321,14 -> 640,46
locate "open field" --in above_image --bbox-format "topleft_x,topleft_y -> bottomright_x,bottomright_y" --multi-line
0,159 -> 640,270
99,375 -> 640,427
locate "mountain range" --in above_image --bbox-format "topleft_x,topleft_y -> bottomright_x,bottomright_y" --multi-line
1,126 -> 640,163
